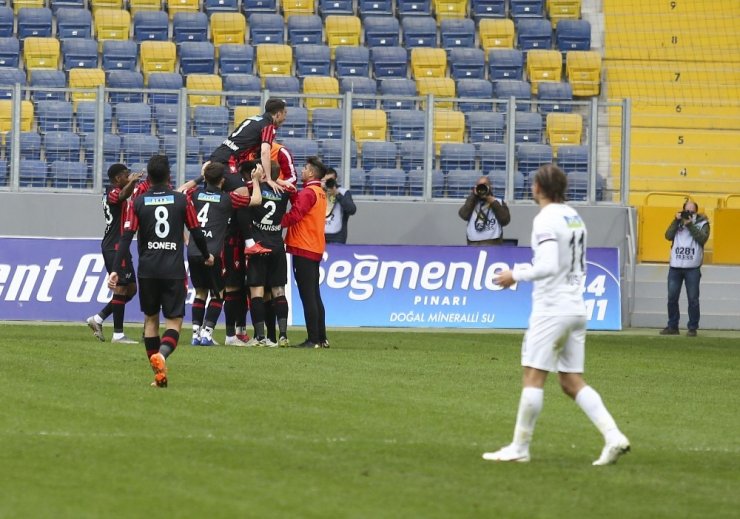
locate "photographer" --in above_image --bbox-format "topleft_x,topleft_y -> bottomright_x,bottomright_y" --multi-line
660,199 -> 710,337
458,176 -> 511,246
323,168 -> 357,244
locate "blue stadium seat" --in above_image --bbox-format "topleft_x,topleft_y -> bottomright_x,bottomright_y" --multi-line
249,13 -> 285,45
223,73 -> 261,108
102,41 -> 138,72
514,111 -> 543,143
44,131 -> 80,162
359,0 -> 393,17
510,0 -> 545,20
0,159 -> 6,186
148,73 -> 183,104
81,133 -> 121,164
467,112 -> 505,143
431,168 -> 445,197
361,141 -> 396,170
517,143 -> 552,173
349,167 -> 367,194
565,170 -> 589,201
379,79 -> 417,110
121,134 -> 161,164
471,0 -> 506,20
50,0 -> 85,14
295,44 -> 331,76
161,135 -> 201,164
279,106 -> 309,138
319,138 -> 357,171
488,168 -> 507,198
115,102 -> 152,134
389,110 -> 425,141
557,144 -> 588,173
340,77 -> 377,108
0,69 -> 26,99
335,46 -> 370,77
170,163 -> 203,178
396,0 -> 431,17
440,19 -> 475,50
318,0 -> 354,17
311,108 -> 343,139
50,160 -> 88,188
449,48 -> 485,80
107,71 -> 145,103
6,131 -> 42,160
179,42 -> 216,75
76,101 -> 113,134
20,160 -> 48,187
36,101 -> 74,132
488,49 -> 524,80
440,143 -> 476,172
133,10 -> 169,42
402,16 -> 437,48
407,167 -> 425,196
219,44 -> 254,74
18,8 -> 53,39
287,15 -> 323,45
517,18 -> 552,51
494,79 -> 532,111
371,47 -> 408,79
456,79 -> 493,112
204,0 -> 239,16
199,136 -> 223,160
0,36 -> 19,68
364,16 -> 400,47
154,104 -> 184,134
264,76 -> 300,106
62,39 -> 98,70
192,105 -> 229,136
446,169 -> 480,198
397,141 -> 425,172
29,70 -> 66,102
55,7 -> 92,40
243,0 -> 278,14
173,12 -> 209,43
368,168 -> 406,196
0,6 -> 12,37
556,20 -> 591,52
537,82 -> 573,113
280,137 -> 319,167
478,142 -> 508,170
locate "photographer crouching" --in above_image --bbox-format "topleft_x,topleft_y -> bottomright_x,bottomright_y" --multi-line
458,176 -> 511,246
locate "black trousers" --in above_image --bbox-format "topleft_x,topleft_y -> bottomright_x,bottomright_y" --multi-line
292,255 -> 326,344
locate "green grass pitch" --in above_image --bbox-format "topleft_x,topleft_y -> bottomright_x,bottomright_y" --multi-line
0,323 -> 738,518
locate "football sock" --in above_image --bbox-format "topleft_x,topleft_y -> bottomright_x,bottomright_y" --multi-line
273,295 -> 289,337
250,297 -> 265,339
512,387 -> 544,451
224,291 -> 240,337
94,310 -> 108,324
192,297 -> 206,331
111,294 -> 127,333
245,238 -> 255,248
237,290 -> 249,330
204,297 -> 222,328
264,298 -> 276,342
160,329 -> 180,359
575,385 -> 621,443
144,336 -> 160,359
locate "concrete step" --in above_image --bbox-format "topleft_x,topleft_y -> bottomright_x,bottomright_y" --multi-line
635,263 -> 740,283
630,312 -> 738,331
632,293 -> 740,313
631,281 -> 740,302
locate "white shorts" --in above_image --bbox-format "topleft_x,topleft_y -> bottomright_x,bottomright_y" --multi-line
521,314 -> 587,373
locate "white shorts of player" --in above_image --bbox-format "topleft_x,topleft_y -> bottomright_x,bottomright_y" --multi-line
521,314 -> 587,373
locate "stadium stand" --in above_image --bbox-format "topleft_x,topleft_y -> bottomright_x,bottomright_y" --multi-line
433,0 -> 467,22
44,131 -> 80,161
340,77 -> 377,108
0,36 -> 20,68
219,44 -> 254,74
223,74 -> 261,108
361,141 -> 397,171
256,44 -> 293,82
179,41 -> 216,75
416,77 -> 455,109
388,109 -> 425,141
61,39 -> 98,70
133,10 -> 169,42
29,70 -> 66,102
516,18 -> 552,51
36,100 -> 74,132
94,9 -> 131,50
76,101 -> 113,133
479,18 -> 515,51
555,19 -> 590,51
0,69 -> 27,98
479,142 -> 508,170
50,161 -> 88,188
510,0 -> 545,20
102,40 -> 138,71
440,143 -> 476,172
303,75 -> 339,113
17,7 -> 53,39
282,0 -> 316,19
264,76 -> 300,106
514,111 -> 543,143
192,105 -> 230,136
56,8 -> 92,39
457,79 -> 494,112
172,12 -> 208,43
440,18 -> 475,49
471,0 -> 505,20
318,0 -> 353,18
566,50 -> 601,96
359,0 -> 393,18
335,46 -> 370,78
397,0 -> 431,17
526,49 -> 563,94
352,109 -> 387,146
488,48 -> 524,81
546,112 -> 582,156
129,0 -> 163,16
288,14 -> 324,45
68,68 -> 105,106
468,112 -> 506,143
371,46 -> 408,79
115,102 -> 152,133
203,0 -> 238,16
243,0 -> 277,14
547,0 -> 582,28
121,134 -> 160,163
493,79 -> 531,111
410,47 -> 447,79
168,0 -> 200,20
19,160 -> 48,188
295,44 -> 332,77
325,15 -> 360,56
364,15 -> 399,47
536,81 -> 573,113
140,41 -> 177,81
0,6 -> 13,37
433,109 -> 464,152
401,16 -> 437,48
380,79 -> 417,110
280,106 -> 309,138
186,74 -> 222,106
24,37 -> 60,72
367,168 -> 406,196
249,13 -> 286,45
449,48 -> 485,80
148,72 -> 183,102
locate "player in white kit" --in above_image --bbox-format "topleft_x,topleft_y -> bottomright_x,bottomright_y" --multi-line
483,164 -> 630,466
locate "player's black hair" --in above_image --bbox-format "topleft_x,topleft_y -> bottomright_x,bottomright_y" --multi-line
107,163 -> 129,181
324,167 -> 338,179
264,98 -> 287,115
533,164 -> 567,203
147,154 -> 170,185
306,156 -> 328,180
203,162 -> 225,186
238,159 -> 261,180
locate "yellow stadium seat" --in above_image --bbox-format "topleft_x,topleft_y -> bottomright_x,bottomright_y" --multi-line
69,68 -> 106,107
566,51 -> 601,96
23,37 -> 60,74
129,0 -> 162,15
546,0 -> 581,28
12,0 -> 44,15
325,15 -> 360,57
526,50 -> 563,94
187,74 -> 223,106
234,106 -> 262,125
140,41 -> 177,82
546,113 -> 583,156
90,0 -> 124,13
167,0 -> 199,20
282,0 -> 315,19
0,100 -> 34,133
433,109 -> 465,153
433,0 -> 467,22
94,9 -> 131,50
352,109 -> 387,145
411,48 -> 447,79
211,12 -> 247,48
416,77 -> 456,109
256,44 -> 293,83
479,18 -> 515,52
303,76 -> 339,113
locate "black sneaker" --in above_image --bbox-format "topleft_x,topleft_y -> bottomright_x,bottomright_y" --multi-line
660,327 -> 679,335
686,329 -> 698,337
295,340 -> 318,348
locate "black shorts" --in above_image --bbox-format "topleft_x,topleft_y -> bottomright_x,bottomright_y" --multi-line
138,277 -> 187,318
188,256 -> 225,295
223,236 -> 245,287
103,249 -> 135,286
246,250 -> 288,288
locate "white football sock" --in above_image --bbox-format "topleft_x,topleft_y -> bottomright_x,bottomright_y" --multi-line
575,385 -> 621,443
94,314 -> 104,325
512,387 -> 544,451
112,332 -> 124,340
245,239 -> 256,248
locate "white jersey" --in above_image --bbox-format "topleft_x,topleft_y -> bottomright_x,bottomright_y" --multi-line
513,203 -> 587,317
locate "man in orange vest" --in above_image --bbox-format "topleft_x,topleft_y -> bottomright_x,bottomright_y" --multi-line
282,156 -> 329,349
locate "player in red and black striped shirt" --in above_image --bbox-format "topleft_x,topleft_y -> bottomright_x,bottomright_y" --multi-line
86,164 -> 143,344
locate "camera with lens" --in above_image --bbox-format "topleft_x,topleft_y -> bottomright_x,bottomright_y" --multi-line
475,183 -> 490,199
325,178 -> 337,190
680,210 -> 692,219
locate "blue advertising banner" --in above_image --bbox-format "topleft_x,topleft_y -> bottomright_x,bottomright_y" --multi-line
0,238 -> 621,330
